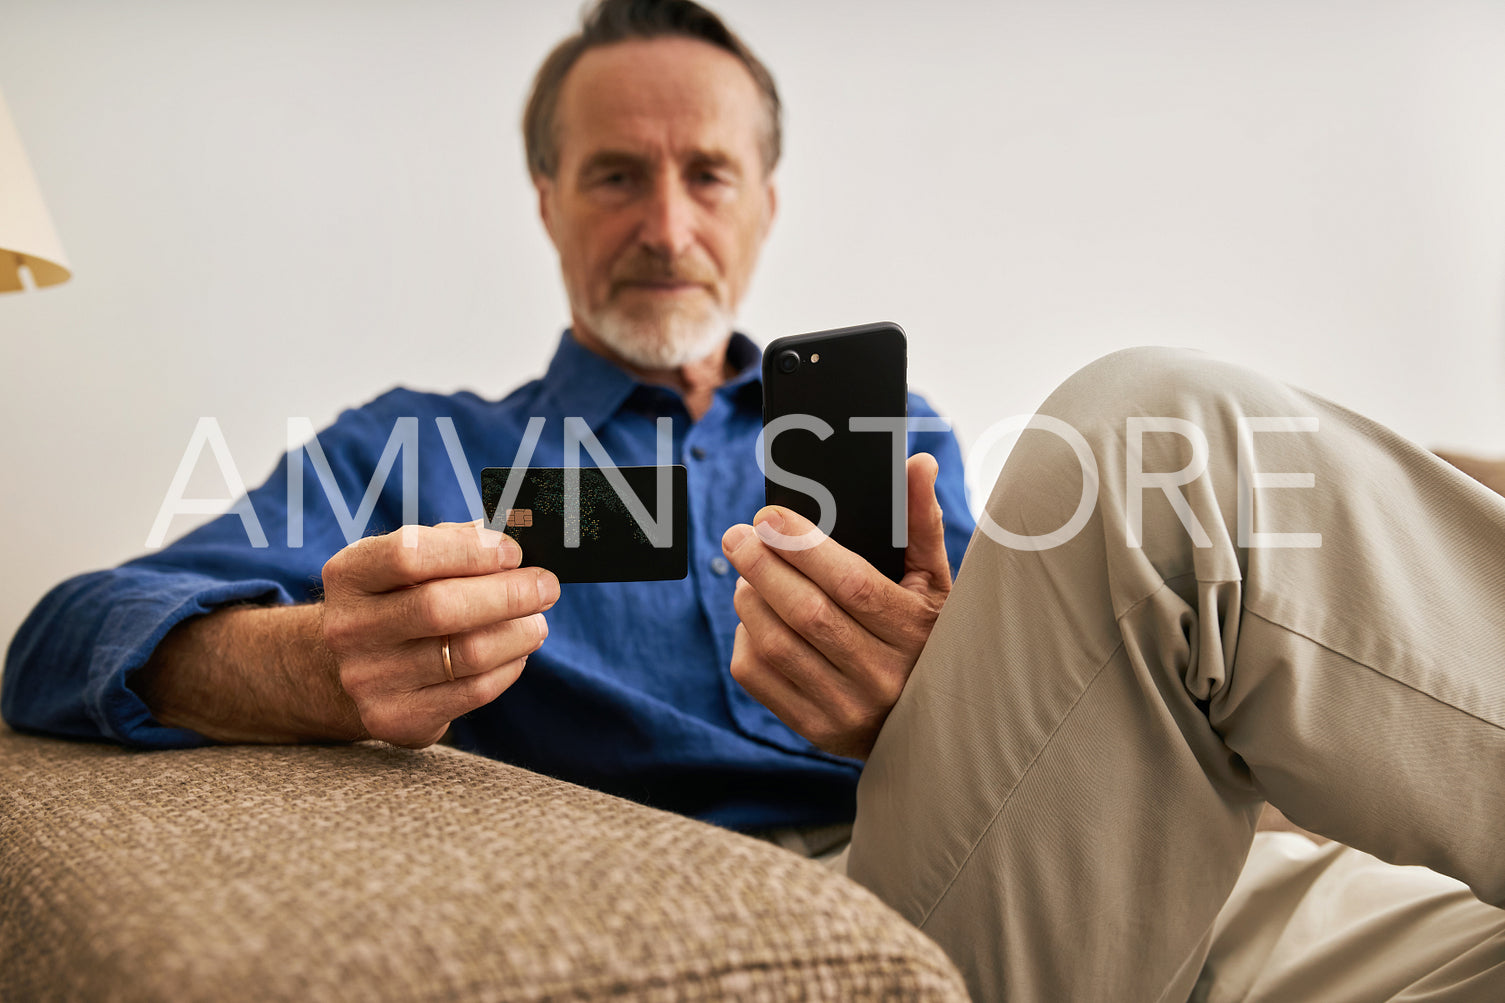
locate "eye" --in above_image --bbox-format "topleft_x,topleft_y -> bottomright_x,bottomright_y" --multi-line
582,165 -> 641,204
588,169 -> 631,190
688,166 -> 738,204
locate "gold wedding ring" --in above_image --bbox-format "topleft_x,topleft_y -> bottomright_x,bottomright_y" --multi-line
440,635 -> 455,682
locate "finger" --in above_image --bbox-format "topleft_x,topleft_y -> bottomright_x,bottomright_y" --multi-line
733,577 -> 852,703
729,623 -> 830,742
373,657 -> 530,748
901,453 -> 952,592
724,524 -> 888,669
723,509 -> 911,648
357,567 -> 560,646
328,522 -> 523,595
418,612 -> 549,684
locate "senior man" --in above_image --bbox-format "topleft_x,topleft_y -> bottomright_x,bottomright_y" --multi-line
6,1 -> 1505,1000
2,1 -> 975,825
3,0 -> 971,827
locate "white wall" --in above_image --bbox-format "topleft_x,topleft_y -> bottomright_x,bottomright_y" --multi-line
2,0 -> 1503,651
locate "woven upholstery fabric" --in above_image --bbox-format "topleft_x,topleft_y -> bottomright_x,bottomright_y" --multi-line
0,727 -> 969,1002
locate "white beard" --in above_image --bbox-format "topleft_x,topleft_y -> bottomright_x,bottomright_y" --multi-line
582,296 -> 734,370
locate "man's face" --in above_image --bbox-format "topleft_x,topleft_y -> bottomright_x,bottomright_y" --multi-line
536,36 -> 777,370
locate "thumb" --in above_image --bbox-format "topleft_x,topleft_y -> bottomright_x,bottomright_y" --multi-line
902,453 -> 951,594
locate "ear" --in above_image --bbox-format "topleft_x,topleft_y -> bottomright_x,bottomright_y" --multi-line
761,175 -> 778,240
535,175 -> 558,246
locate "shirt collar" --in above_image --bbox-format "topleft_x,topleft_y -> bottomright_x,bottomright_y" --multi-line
540,329 -> 763,428
721,332 -> 762,389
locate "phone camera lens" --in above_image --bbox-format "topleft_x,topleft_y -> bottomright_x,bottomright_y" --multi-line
776,350 -> 801,374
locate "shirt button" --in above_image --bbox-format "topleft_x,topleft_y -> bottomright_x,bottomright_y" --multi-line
690,446 -> 708,461
710,557 -> 730,576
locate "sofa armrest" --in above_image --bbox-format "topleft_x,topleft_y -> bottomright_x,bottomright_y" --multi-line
0,727 -> 967,1001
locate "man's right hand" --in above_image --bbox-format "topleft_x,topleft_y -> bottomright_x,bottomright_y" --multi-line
320,521 -> 560,748
137,521 -> 557,748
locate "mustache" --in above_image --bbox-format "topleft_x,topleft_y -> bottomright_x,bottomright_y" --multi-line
610,251 -> 716,287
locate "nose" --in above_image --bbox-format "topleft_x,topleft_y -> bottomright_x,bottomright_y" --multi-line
638,172 -> 695,260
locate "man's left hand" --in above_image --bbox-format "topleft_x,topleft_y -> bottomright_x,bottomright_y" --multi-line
721,454 -> 953,761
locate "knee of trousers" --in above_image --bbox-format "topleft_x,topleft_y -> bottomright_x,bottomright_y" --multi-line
1041,346 -> 1283,439
1029,346 -> 1310,474
977,346 -> 1304,557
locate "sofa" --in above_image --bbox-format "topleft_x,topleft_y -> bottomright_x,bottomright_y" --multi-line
0,726 -> 969,1001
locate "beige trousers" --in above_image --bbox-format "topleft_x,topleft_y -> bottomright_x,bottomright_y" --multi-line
840,348 -> 1505,1001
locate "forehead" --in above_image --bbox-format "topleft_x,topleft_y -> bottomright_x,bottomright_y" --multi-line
554,36 -> 767,169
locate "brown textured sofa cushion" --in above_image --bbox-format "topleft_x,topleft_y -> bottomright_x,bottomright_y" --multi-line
0,727 -> 968,1001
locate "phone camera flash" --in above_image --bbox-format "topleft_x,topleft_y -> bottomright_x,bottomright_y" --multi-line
810,353 -> 821,363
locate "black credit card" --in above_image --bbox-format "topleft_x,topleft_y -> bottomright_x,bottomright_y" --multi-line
479,465 -> 688,583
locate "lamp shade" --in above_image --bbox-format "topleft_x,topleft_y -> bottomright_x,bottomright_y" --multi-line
0,89 -> 70,292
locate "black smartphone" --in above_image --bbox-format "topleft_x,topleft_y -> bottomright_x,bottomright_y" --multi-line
761,322 -> 909,581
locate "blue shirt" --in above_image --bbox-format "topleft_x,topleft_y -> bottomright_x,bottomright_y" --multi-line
3,331 -> 974,830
